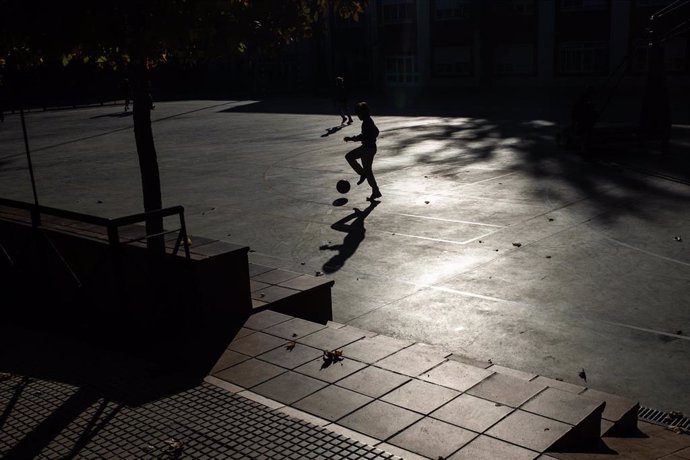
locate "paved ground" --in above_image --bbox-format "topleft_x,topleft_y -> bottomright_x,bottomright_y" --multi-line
0,373 -> 400,459
1,93 -> 689,416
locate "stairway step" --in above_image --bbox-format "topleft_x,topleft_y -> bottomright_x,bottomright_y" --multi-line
579,388 -> 640,435
249,267 -> 335,324
522,387 -> 606,451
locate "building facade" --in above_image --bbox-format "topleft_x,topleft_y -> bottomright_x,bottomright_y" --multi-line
329,0 -> 689,89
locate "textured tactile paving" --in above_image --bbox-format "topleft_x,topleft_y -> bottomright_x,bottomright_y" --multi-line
0,376 -> 400,459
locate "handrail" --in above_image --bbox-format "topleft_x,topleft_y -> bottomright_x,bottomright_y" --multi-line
0,197 -> 190,258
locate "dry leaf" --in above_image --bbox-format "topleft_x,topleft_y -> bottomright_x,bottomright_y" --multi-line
286,341 -> 296,351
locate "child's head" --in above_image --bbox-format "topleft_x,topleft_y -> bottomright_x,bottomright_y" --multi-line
355,101 -> 370,119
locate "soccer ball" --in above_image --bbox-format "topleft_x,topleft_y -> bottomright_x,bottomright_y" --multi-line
336,179 -> 351,194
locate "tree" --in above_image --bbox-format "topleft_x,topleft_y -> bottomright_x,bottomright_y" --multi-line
0,0 -> 366,251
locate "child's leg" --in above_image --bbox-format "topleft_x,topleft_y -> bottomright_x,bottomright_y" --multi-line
361,148 -> 379,191
345,146 -> 365,177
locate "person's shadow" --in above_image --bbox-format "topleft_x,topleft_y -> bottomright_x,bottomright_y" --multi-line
320,200 -> 380,273
321,125 -> 344,137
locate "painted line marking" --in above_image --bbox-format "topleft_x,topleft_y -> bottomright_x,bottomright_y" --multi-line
602,321 -> 690,341
393,213 -> 504,228
390,230 -> 499,245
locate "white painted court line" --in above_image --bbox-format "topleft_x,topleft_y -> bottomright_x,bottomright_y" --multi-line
393,213 -> 505,228
602,321 -> 690,342
390,230 -> 499,246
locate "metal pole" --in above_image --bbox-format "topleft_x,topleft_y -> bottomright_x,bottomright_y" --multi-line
20,108 -> 41,226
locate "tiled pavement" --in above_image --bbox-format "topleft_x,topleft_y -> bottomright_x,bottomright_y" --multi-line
0,374 -> 402,459
210,310 -> 690,460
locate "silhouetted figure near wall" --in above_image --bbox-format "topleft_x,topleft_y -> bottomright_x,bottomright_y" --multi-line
335,77 -> 353,124
121,77 -> 131,112
344,102 -> 381,201
571,86 -> 597,153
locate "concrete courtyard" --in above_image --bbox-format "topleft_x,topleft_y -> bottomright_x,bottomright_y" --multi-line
1,95 -> 689,415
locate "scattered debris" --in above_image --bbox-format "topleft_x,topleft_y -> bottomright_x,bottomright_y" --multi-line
286,341 -> 296,351
185,237 -> 193,246
666,411 -> 685,422
494,249 -> 499,252
555,377 -> 564,382
578,368 -> 587,382
322,349 -> 344,368
674,236 -> 682,242
315,271 -> 324,277
494,403 -> 502,407
142,444 -> 156,454
300,262 -> 305,265
488,359 -> 493,364
425,201 -> 430,204
163,438 -> 184,455
545,255 -> 552,259
259,293 -> 265,298
97,200 -> 103,204
478,240 -> 482,243
548,218 -> 554,222
512,242 -> 522,248
677,330 -> 683,335
249,249 -> 256,253
544,428 -> 550,431
292,333 -> 298,337
666,425 -> 690,435
424,175 -> 429,178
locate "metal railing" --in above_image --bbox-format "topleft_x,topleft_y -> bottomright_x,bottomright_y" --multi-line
0,197 -> 190,259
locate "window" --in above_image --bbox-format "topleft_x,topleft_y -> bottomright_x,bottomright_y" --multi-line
434,0 -> 471,20
557,42 -> 608,73
510,0 -> 536,14
494,44 -> 535,75
632,37 -> 688,72
433,46 -> 472,76
385,55 -> 419,84
561,0 -> 608,11
382,0 -> 416,24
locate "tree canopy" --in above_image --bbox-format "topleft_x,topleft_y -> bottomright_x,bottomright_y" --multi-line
0,0 -> 366,69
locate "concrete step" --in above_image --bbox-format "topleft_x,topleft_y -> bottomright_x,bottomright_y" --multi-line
209,311 -> 644,458
248,263 -> 334,324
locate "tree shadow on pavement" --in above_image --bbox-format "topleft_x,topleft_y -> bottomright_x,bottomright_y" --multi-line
320,200 -> 380,274
379,118 -> 690,223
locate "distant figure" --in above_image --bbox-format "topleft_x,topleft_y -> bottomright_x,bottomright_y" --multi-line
335,77 -> 353,124
571,86 -> 597,152
344,102 -> 381,200
121,78 -> 131,112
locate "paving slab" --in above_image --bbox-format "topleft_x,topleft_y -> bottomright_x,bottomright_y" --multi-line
338,400 -> 424,441
263,317 -> 328,340
531,376 -> 586,395
294,356 -> 367,383
467,372 -> 547,408
375,343 -> 450,377
292,385 -> 374,422
251,370 -> 327,405
297,325 -> 367,351
420,359 -> 495,392
521,387 -> 604,426
430,393 -> 514,433
257,342 -> 324,369
341,334 -> 413,364
227,331 -> 286,357
448,435 -> 539,460
486,410 -> 572,453
388,417 -> 477,459
381,378 -> 460,414
210,349 -> 251,374
336,366 -> 411,398
214,358 -> 286,388
243,310 -> 293,331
